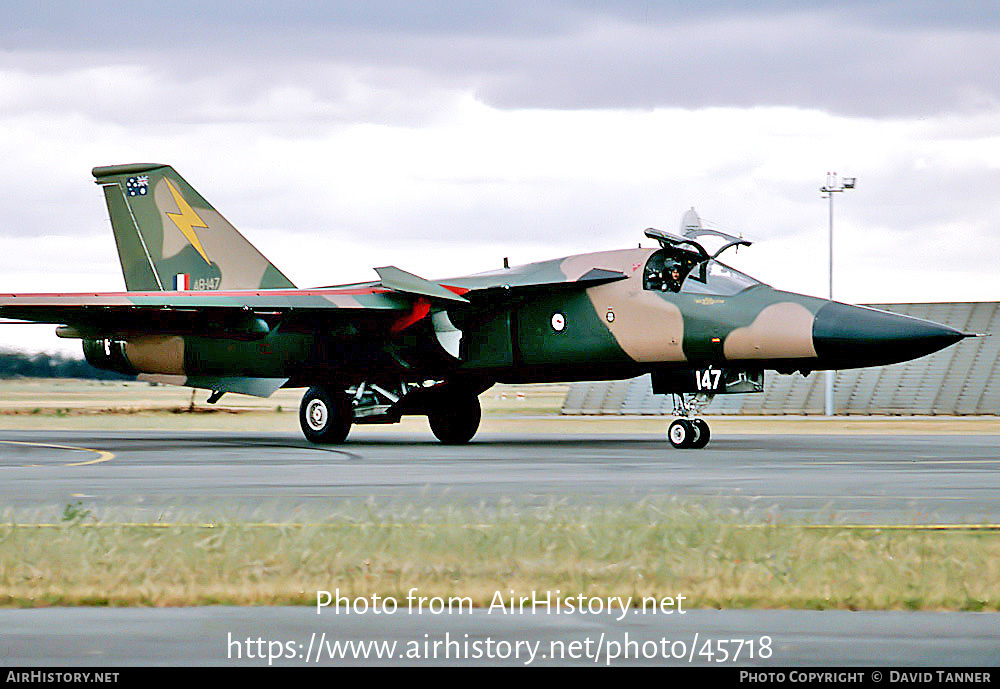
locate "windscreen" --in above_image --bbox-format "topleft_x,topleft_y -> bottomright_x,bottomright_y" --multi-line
680,259 -> 762,295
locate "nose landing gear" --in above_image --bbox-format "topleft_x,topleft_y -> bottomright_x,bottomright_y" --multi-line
668,393 -> 713,449
668,418 -> 710,449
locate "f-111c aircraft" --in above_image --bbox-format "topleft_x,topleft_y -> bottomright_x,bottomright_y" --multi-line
0,164 -> 972,448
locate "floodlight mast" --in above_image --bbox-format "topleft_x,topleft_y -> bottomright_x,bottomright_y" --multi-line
820,172 -> 856,416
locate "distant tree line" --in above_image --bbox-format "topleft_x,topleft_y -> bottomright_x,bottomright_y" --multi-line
0,348 -> 134,380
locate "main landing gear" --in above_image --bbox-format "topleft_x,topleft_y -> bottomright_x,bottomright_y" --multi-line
667,393 -> 713,449
298,382 -> 483,445
300,386 -> 354,444
427,388 -> 481,445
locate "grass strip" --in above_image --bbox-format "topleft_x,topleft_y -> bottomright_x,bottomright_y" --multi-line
2,502 -> 998,610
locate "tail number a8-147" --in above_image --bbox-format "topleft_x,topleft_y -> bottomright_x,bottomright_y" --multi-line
694,368 -> 723,392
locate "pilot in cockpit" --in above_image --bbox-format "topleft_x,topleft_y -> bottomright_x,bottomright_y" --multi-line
643,253 -> 688,293
666,266 -> 682,291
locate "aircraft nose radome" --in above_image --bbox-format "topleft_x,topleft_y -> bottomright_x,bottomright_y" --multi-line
812,301 -> 968,368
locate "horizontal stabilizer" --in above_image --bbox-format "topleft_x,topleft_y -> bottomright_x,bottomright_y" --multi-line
375,266 -> 469,303
0,286 -> 410,340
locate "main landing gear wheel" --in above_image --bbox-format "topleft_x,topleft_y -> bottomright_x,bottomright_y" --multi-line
300,386 -> 353,444
668,419 -> 711,449
427,391 -> 482,445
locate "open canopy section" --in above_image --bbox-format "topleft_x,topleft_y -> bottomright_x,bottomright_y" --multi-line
642,208 -> 762,296
644,207 -> 752,262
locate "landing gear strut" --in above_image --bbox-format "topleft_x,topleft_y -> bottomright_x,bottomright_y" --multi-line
668,393 -> 712,449
299,386 -> 353,444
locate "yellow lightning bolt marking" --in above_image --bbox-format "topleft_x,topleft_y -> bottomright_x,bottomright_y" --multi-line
164,179 -> 211,265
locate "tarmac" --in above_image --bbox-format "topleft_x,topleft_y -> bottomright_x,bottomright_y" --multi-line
1,427 -> 999,666
1,429 -> 999,523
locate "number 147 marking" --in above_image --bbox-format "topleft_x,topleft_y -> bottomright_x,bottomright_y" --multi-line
695,368 -> 722,391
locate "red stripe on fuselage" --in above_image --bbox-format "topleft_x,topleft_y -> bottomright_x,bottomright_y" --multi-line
390,298 -> 431,334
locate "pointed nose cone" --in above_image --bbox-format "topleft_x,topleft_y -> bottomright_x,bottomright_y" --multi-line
813,302 -> 968,368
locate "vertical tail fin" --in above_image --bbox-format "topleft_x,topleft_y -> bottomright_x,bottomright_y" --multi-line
92,164 -> 296,291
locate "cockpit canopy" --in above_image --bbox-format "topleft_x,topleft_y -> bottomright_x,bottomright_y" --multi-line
643,208 -> 762,296
643,248 -> 763,295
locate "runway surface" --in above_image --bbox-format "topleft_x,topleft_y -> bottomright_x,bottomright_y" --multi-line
1,429 -> 999,523
3,428 -> 1000,666
2,606 -> 998,666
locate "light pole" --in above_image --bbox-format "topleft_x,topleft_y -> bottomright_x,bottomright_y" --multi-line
819,172 -> 856,416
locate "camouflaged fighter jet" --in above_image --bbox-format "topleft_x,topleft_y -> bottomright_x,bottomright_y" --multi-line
0,164 -> 974,448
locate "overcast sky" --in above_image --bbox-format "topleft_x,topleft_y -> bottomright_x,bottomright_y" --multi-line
1,1 -> 998,353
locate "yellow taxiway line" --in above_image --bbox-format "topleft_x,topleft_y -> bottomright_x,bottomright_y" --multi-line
0,440 -> 114,466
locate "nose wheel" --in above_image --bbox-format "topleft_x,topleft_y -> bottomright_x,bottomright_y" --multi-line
668,418 -> 711,449
668,393 -> 713,449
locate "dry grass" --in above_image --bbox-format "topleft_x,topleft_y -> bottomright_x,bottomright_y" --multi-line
2,501 -> 998,610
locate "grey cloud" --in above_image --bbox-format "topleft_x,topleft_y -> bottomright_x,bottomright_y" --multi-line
5,2 -> 999,45
3,2 -> 998,118
467,18 -> 1000,116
